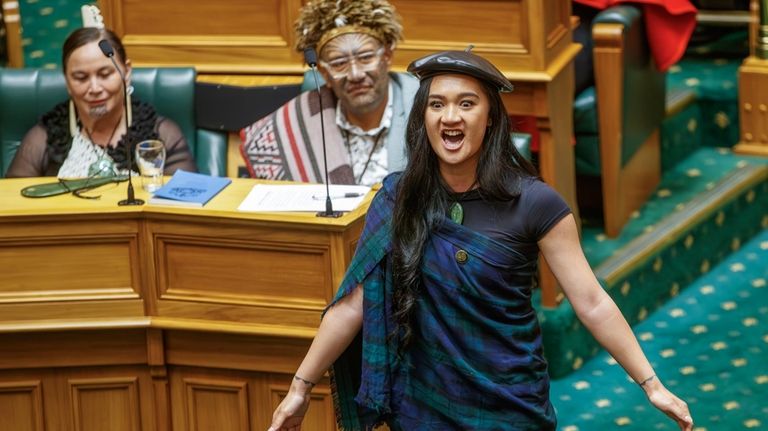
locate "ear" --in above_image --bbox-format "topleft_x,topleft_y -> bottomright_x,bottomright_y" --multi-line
382,45 -> 394,67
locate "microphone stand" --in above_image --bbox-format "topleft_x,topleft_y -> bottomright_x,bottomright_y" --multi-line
98,40 -> 143,206
305,48 -> 343,218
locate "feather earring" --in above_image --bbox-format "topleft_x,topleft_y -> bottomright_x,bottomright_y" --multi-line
126,85 -> 133,127
68,99 -> 78,136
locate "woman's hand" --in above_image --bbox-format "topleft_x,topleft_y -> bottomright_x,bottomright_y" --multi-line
267,382 -> 312,431
642,377 -> 693,431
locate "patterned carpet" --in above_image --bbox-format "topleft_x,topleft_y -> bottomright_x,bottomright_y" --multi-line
538,146 -> 768,379
18,0 -> 90,69
580,147 -> 767,268
552,229 -> 768,431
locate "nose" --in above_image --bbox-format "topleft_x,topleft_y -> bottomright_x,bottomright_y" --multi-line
346,61 -> 365,81
87,76 -> 104,94
442,104 -> 460,124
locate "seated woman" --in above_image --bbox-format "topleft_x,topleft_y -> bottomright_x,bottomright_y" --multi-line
5,27 -> 196,178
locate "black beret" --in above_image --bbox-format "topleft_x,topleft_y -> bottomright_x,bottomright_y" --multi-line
407,50 -> 514,93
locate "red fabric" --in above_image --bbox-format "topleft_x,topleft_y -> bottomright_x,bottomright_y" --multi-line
510,115 -> 576,152
510,115 -> 541,152
575,0 -> 697,71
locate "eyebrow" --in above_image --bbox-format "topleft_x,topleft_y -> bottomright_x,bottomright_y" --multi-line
324,43 -> 381,56
70,66 -> 114,75
428,92 -> 481,99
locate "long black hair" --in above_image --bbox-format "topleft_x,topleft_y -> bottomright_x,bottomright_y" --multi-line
391,75 -> 538,349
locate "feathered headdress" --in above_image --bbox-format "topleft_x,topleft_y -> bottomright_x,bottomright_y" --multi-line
295,0 -> 403,53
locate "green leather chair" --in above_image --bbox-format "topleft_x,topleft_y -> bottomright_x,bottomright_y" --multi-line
0,67 -> 227,177
573,5 -> 665,237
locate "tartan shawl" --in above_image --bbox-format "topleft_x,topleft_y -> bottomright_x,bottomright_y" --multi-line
328,173 -> 556,430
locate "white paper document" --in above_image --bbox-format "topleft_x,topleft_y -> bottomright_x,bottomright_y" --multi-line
237,184 -> 371,212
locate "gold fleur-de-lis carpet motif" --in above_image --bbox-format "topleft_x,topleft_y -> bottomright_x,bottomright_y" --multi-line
552,229 -> 768,430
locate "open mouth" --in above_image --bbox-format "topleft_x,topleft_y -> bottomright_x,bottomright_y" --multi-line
442,130 -> 464,150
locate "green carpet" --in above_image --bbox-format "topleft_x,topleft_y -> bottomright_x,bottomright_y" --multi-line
538,147 -> 768,378
18,0 -> 93,69
551,228 -> 768,431
580,148 -> 767,268
666,56 -> 742,149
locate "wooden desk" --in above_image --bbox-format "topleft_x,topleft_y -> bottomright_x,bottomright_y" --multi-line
0,177 -> 368,431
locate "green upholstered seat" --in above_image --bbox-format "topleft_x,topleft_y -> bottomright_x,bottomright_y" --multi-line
573,5 -> 665,177
0,67 -> 227,177
574,5 -> 666,237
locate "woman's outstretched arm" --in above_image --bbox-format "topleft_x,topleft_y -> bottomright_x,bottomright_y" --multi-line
268,285 -> 364,431
539,214 -> 693,431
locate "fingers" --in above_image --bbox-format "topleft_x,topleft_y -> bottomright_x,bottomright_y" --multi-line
269,419 -> 300,431
268,408 -> 287,431
652,390 -> 692,431
673,399 -> 693,431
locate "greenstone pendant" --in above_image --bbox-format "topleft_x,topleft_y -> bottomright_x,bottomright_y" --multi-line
449,202 -> 464,224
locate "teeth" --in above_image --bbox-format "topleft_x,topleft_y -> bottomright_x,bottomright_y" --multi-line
444,130 -> 462,136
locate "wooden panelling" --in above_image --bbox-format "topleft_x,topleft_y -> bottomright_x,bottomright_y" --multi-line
120,0 -> 285,36
0,381 -> 44,431
157,238 -> 330,306
154,301 -> 324,334
0,330 -> 148,369
100,0 -> 575,78
184,378 -> 249,431
391,0 -> 527,49
0,177 -> 371,429
0,301 -> 146,326
736,57 -> 768,156
101,0 -> 306,73
70,377 -> 142,431
169,368 -> 257,431
0,367 -> 157,431
0,218 -> 142,308
167,367 -> 333,431
165,331 -> 312,374
1,0 -> 23,67
0,241 -> 135,298
270,382 -> 335,431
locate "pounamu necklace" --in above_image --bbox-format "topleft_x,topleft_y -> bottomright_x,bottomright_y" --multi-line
448,182 -> 477,225
449,202 -> 464,224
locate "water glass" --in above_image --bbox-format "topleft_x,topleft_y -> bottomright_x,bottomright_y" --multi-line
135,140 -> 166,193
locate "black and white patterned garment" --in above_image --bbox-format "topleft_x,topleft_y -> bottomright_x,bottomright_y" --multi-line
335,83 -> 393,187
57,128 -> 136,179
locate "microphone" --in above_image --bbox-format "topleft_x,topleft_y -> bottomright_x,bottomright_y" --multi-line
99,39 -> 144,206
305,47 -> 342,218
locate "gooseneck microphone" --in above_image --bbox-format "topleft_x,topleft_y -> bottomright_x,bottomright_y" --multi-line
305,47 -> 342,218
99,39 -> 144,206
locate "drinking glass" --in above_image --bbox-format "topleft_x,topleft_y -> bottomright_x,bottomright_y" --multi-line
135,140 -> 166,193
